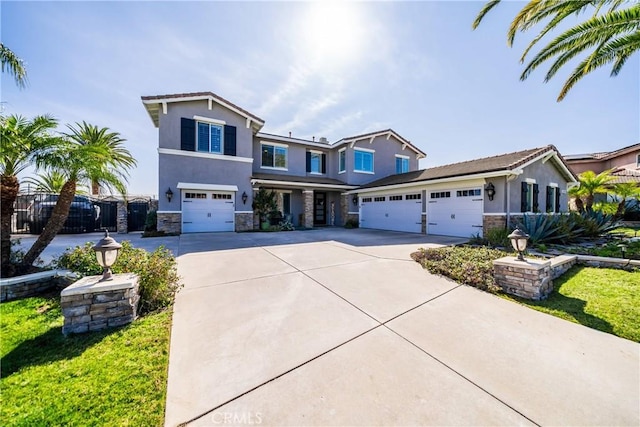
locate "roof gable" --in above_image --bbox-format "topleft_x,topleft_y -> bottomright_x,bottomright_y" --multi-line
141,91 -> 265,130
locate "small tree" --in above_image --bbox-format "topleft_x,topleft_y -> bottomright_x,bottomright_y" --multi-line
612,182 -> 640,217
578,170 -> 614,212
251,188 -> 277,225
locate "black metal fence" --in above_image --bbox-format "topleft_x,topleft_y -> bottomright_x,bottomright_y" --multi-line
10,193 -> 151,235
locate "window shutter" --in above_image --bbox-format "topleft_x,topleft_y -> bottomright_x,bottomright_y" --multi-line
306,152 -> 311,173
321,154 -> 326,174
533,184 -> 539,212
181,118 -> 196,151
520,182 -> 528,212
546,186 -> 553,213
555,188 -> 561,213
223,125 -> 237,156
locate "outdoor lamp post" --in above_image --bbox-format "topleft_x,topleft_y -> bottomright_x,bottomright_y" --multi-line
508,227 -> 529,261
618,243 -> 627,259
93,230 -> 122,281
242,191 -> 248,205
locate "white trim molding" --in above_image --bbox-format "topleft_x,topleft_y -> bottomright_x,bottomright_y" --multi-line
177,183 -> 239,192
549,182 -> 559,188
193,115 -> 226,125
158,148 -> 253,164
157,210 -> 182,214
234,210 -> 254,214
353,147 -> 375,154
395,154 -> 410,159
251,178 -> 357,191
525,178 -> 537,184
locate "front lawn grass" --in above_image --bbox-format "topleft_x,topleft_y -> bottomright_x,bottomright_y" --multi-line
502,266 -> 640,342
1,293 -> 172,426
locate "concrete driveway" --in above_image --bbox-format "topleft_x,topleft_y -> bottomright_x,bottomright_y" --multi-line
166,229 -> 639,427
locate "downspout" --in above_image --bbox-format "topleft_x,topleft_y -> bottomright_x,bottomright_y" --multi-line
505,175 -> 510,227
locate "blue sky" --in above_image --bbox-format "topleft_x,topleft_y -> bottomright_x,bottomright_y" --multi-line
2,1 -> 638,197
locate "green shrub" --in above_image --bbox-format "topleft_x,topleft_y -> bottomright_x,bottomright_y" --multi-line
144,210 -> 157,232
55,241 -> 181,314
485,227 -> 510,247
344,218 -> 359,229
278,219 -> 295,231
411,246 -> 507,292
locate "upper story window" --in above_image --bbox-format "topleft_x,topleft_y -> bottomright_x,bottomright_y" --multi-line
306,151 -> 326,174
354,149 -> 374,173
261,143 -> 288,170
197,122 -> 223,154
338,149 -> 346,173
395,155 -> 409,174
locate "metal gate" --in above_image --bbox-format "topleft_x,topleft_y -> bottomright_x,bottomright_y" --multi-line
127,201 -> 149,232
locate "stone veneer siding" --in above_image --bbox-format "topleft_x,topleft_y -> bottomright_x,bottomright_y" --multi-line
157,212 -> 181,234
117,201 -> 128,233
340,194 -> 350,226
302,190 -> 314,229
483,215 -> 507,234
235,213 -> 254,231
421,214 -> 427,234
61,274 -> 139,335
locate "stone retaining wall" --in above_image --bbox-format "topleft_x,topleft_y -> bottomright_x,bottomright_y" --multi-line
158,212 -> 181,234
493,257 -> 553,300
61,273 -> 139,335
0,270 -> 76,302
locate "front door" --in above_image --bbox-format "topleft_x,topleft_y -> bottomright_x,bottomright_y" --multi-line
314,192 -> 326,226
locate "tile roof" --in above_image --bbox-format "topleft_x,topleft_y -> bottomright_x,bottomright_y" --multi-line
251,173 -> 353,187
610,168 -> 640,184
359,145 -> 569,189
565,143 -> 640,162
141,91 -> 265,124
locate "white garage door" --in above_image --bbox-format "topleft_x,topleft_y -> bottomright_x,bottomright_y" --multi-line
360,193 -> 422,233
182,191 -> 235,233
427,188 -> 483,238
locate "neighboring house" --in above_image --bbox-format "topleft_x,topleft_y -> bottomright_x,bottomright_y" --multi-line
565,143 -> 640,184
353,145 -> 578,237
141,91 -> 425,234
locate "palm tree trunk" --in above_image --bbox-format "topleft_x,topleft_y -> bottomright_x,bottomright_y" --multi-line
575,197 -> 585,213
22,179 -> 76,267
585,194 -> 594,212
616,198 -> 626,218
1,174 -> 19,277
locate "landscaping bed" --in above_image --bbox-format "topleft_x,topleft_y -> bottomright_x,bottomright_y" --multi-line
0,292 -> 172,425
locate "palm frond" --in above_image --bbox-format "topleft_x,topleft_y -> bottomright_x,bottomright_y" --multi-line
472,0 -> 502,30
0,43 -> 28,88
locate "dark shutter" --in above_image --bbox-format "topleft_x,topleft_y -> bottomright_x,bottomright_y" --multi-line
306,152 -> 311,173
321,154 -> 326,174
181,118 -> 196,151
521,182 -> 528,212
546,186 -> 553,213
224,125 -> 236,156
533,184 -> 539,212
555,188 -> 561,213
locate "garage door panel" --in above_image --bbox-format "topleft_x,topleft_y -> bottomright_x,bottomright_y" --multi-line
182,191 -> 235,233
427,189 -> 483,238
360,197 -> 422,233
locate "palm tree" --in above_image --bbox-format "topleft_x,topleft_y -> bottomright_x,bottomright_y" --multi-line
568,185 -> 586,213
0,114 -> 58,276
612,182 -> 640,217
577,170 -> 615,212
22,170 -> 88,194
21,122 -> 136,267
472,1 -> 640,101
0,43 -> 28,88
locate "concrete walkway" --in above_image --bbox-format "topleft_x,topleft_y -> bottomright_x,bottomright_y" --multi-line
166,229 -> 639,426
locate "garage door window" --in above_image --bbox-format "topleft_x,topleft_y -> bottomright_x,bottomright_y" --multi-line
406,194 -> 421,200
389,195 -> 403,201
185,192 -> 207,199
362,197 -> 372,202
456,189 -> 481,197
430,191 -> 451,199
374,196 -> 385,202
212,193 -> 232,200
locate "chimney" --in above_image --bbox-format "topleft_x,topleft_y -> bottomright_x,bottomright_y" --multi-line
319,137 -> 328,144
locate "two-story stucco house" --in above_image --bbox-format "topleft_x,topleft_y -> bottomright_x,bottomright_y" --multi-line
565,143 -> 640,185
142,91 -> 578,238
141,91 -> 425,234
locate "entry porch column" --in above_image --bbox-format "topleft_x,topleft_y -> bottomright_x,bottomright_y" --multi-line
302,190 -> 314,229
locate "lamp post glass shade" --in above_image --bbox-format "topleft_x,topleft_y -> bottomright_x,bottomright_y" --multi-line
242,191 -> 248,204
165,187 -> 173,202
508,227 -> 529,261
92,230 -> 122,281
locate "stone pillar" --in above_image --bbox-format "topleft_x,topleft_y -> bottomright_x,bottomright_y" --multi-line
61,273 -> 139,335
117,201 -> 128,234
235,213 -> 254,231
157,212 -> 181,234
302,190 -> 314,229
493,257 -> 552,300
149,199 -> 159,212
421,214 -> 427,234
340,194 -> 350,226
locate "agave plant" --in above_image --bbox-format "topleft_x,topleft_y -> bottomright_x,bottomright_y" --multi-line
513,214 -> 563,244
580,210 -> 621,237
